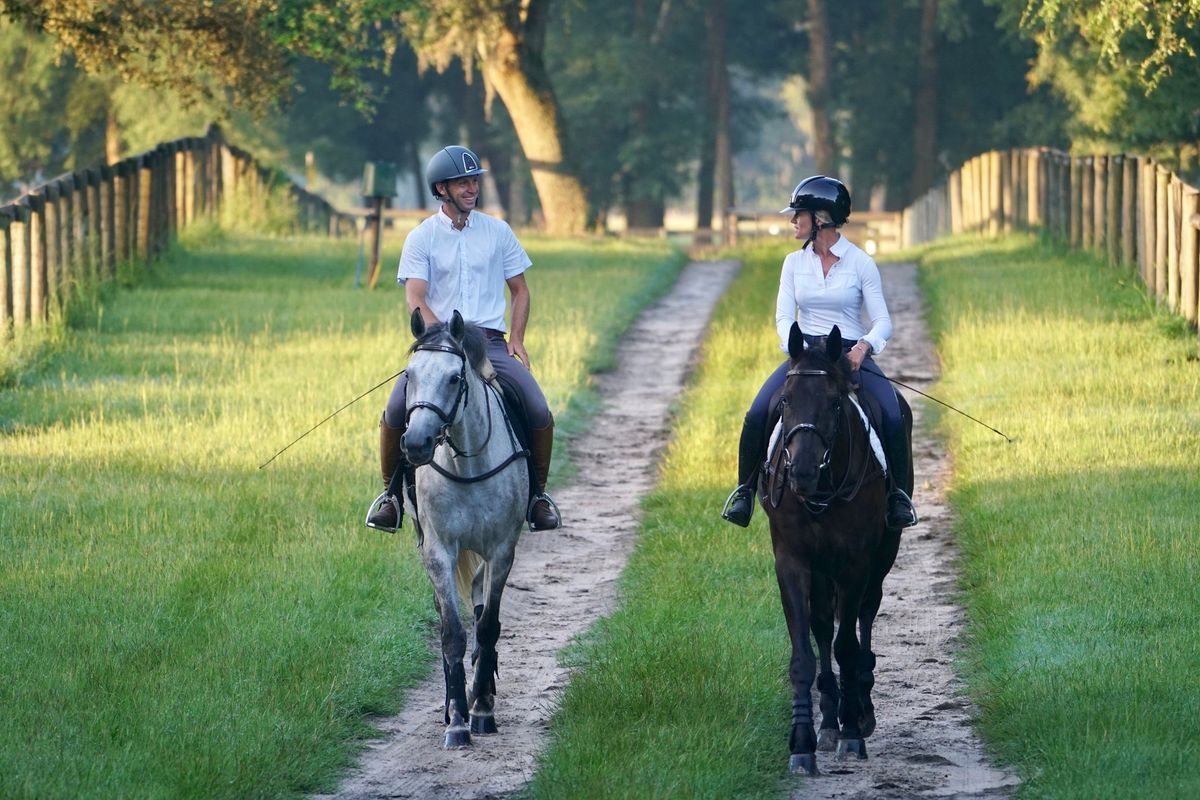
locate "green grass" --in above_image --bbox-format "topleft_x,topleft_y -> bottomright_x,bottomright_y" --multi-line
525,233 -> 1200,799
0,226 -> 685,799
918,234 -> 1200,799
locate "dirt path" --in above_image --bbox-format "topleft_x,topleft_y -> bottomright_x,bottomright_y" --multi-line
318,259 -> 1018,800
787,261 -> 1019,799
317,259 -> 741,800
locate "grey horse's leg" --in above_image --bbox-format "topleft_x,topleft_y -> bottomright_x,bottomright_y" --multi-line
810,571 -> 840,751
423,539 -> 471,748
470,541 -> 516,734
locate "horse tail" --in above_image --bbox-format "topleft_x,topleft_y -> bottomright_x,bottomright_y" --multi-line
454,549 -> 484,610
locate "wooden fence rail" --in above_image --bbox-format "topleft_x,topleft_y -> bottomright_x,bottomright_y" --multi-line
901,147 -> 1200,337
1,124 -> 355,337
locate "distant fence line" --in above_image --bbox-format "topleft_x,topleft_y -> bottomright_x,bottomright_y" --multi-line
900,148 -> 1200,332
1,124 -> 356,337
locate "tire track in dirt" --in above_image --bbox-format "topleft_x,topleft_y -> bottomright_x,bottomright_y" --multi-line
786,261 -> 1019,799
315,260 -> 740,800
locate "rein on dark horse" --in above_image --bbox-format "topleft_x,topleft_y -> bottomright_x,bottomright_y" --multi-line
406,342 -> 529,484
766,367 -> 882,514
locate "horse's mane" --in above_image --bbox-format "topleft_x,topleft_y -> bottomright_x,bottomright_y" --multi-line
410,321 -> 492,378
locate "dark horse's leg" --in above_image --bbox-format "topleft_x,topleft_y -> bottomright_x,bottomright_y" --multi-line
469,543 -> 515,735
774,546 -> 820,776
810,572 -> 840,751
857,527 -> 901,738
833,582 -> 869,760
424,542 -> 472,748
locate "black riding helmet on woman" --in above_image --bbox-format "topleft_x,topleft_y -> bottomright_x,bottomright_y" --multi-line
721,175 -> 918,531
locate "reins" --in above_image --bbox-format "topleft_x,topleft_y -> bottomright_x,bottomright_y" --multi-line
407,341 -> 528,484
769,368 -> 882,514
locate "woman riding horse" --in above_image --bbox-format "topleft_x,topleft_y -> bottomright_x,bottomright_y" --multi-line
721,175 -> 917,531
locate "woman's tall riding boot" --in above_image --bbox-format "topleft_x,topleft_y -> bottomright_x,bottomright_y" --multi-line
884,428 -> 918,529
365,413 -> 408,532
527,417 -> 561,530
722,416 -> 766,527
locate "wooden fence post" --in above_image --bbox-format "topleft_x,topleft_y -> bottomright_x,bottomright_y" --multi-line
1121,155 -> 1136,268
1167,175 -> 1182,312
1156,165 -> 1170,302
1069,157 -> 1082,247
1028,148 -> 1042,228
99,165 -> 115,278
11,201 -> 31,329
137,155 -> 152,262
1092,155 -> 1106,255
1180,188 -> 1199,325
1000,149 -> 1013,233
1140,158 -> 1156,286
1081,157 -> 1095,251
949,170 -> 962,234
26,194 -> 47,326
1,208 -> 12,334
1106,155 -> 1120,266
87,169 -> 103,281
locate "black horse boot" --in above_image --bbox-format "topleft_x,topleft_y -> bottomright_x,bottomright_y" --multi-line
527,417 -> 561,530
365,413 -> 408,532
884,427 -> 918,529
722,416 -> 766,527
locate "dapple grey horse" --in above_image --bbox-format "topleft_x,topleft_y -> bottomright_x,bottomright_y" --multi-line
401,309 -> 530,749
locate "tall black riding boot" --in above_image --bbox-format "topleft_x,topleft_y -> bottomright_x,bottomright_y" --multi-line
527,417 -> 561,531
884,427 -> 918,529
721,416 -> 766,528
365,413 -> 408,532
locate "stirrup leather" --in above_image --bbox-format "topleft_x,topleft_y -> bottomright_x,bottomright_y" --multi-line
365,491 -> 402,533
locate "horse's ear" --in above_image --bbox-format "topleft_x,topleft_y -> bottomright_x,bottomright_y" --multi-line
450,309 -> 466,343
411,307 -> 425,338
826,325 -> 842,362
788,323 -> 805,360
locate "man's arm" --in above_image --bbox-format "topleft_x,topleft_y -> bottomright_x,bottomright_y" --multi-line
505,273 -> 532,368
405,278 -> 439,327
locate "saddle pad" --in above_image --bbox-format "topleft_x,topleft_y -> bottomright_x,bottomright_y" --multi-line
766,397 -> 887,474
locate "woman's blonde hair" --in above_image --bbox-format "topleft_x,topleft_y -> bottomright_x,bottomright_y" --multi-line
814,209 -> 835,225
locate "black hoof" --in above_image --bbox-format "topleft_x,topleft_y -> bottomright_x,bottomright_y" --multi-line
836,737 -> 867,760
444,726 -> 471,749
789,753 -> 820,776
470,713 -> 498,734
816,728 -> 838,752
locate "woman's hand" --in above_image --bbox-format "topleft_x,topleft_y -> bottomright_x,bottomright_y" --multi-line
848,340 -> 871,371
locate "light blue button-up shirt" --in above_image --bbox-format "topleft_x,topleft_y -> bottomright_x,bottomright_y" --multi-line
397,210 -> 531,332
774,234 -> 893,354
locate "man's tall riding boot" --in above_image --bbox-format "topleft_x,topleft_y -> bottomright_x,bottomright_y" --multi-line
527,418 -> 561,530
721,416 -> 766,528
365,414 -> 408,533
884,428 -> 918,530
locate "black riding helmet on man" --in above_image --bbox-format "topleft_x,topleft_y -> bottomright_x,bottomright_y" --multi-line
364,144 -> 561,533
721,175 -> 918,531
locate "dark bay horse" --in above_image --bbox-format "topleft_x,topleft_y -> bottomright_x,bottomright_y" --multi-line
761,323 -> 908,775
401,309 -> 530,749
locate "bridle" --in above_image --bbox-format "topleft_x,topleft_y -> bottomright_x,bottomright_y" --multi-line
769,367 -> 878,514
405,341 -> 527,482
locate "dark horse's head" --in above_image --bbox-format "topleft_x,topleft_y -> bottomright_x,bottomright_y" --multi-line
402,308 -> 490,465
778,323 -> 852,497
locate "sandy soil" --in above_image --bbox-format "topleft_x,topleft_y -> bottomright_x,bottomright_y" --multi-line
316,259 -> 1019,800
786,262 -> 1020,799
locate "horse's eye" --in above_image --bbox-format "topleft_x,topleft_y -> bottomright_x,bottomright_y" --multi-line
449,375 -> 460,385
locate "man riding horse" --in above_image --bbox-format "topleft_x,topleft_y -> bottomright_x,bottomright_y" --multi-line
365,144 -> 560,533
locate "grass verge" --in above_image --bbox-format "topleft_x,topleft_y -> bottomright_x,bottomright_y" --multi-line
0,227 -> 684,799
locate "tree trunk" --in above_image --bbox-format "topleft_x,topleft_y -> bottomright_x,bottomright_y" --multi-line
911,0 -> 939,202
711,0 -> 733,224
806,0 -> 836,174
481,2 -> 588,235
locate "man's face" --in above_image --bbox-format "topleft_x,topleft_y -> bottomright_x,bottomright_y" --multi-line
441,175 -> 480,211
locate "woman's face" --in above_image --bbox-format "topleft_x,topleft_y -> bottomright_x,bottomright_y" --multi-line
792,210 -> 813,241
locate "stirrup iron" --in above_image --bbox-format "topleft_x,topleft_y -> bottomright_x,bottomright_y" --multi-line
365,491 -> 401,533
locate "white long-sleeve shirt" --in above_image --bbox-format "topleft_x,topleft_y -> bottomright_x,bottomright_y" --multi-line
774,234 -> 892,354
396,209 -> 531,332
